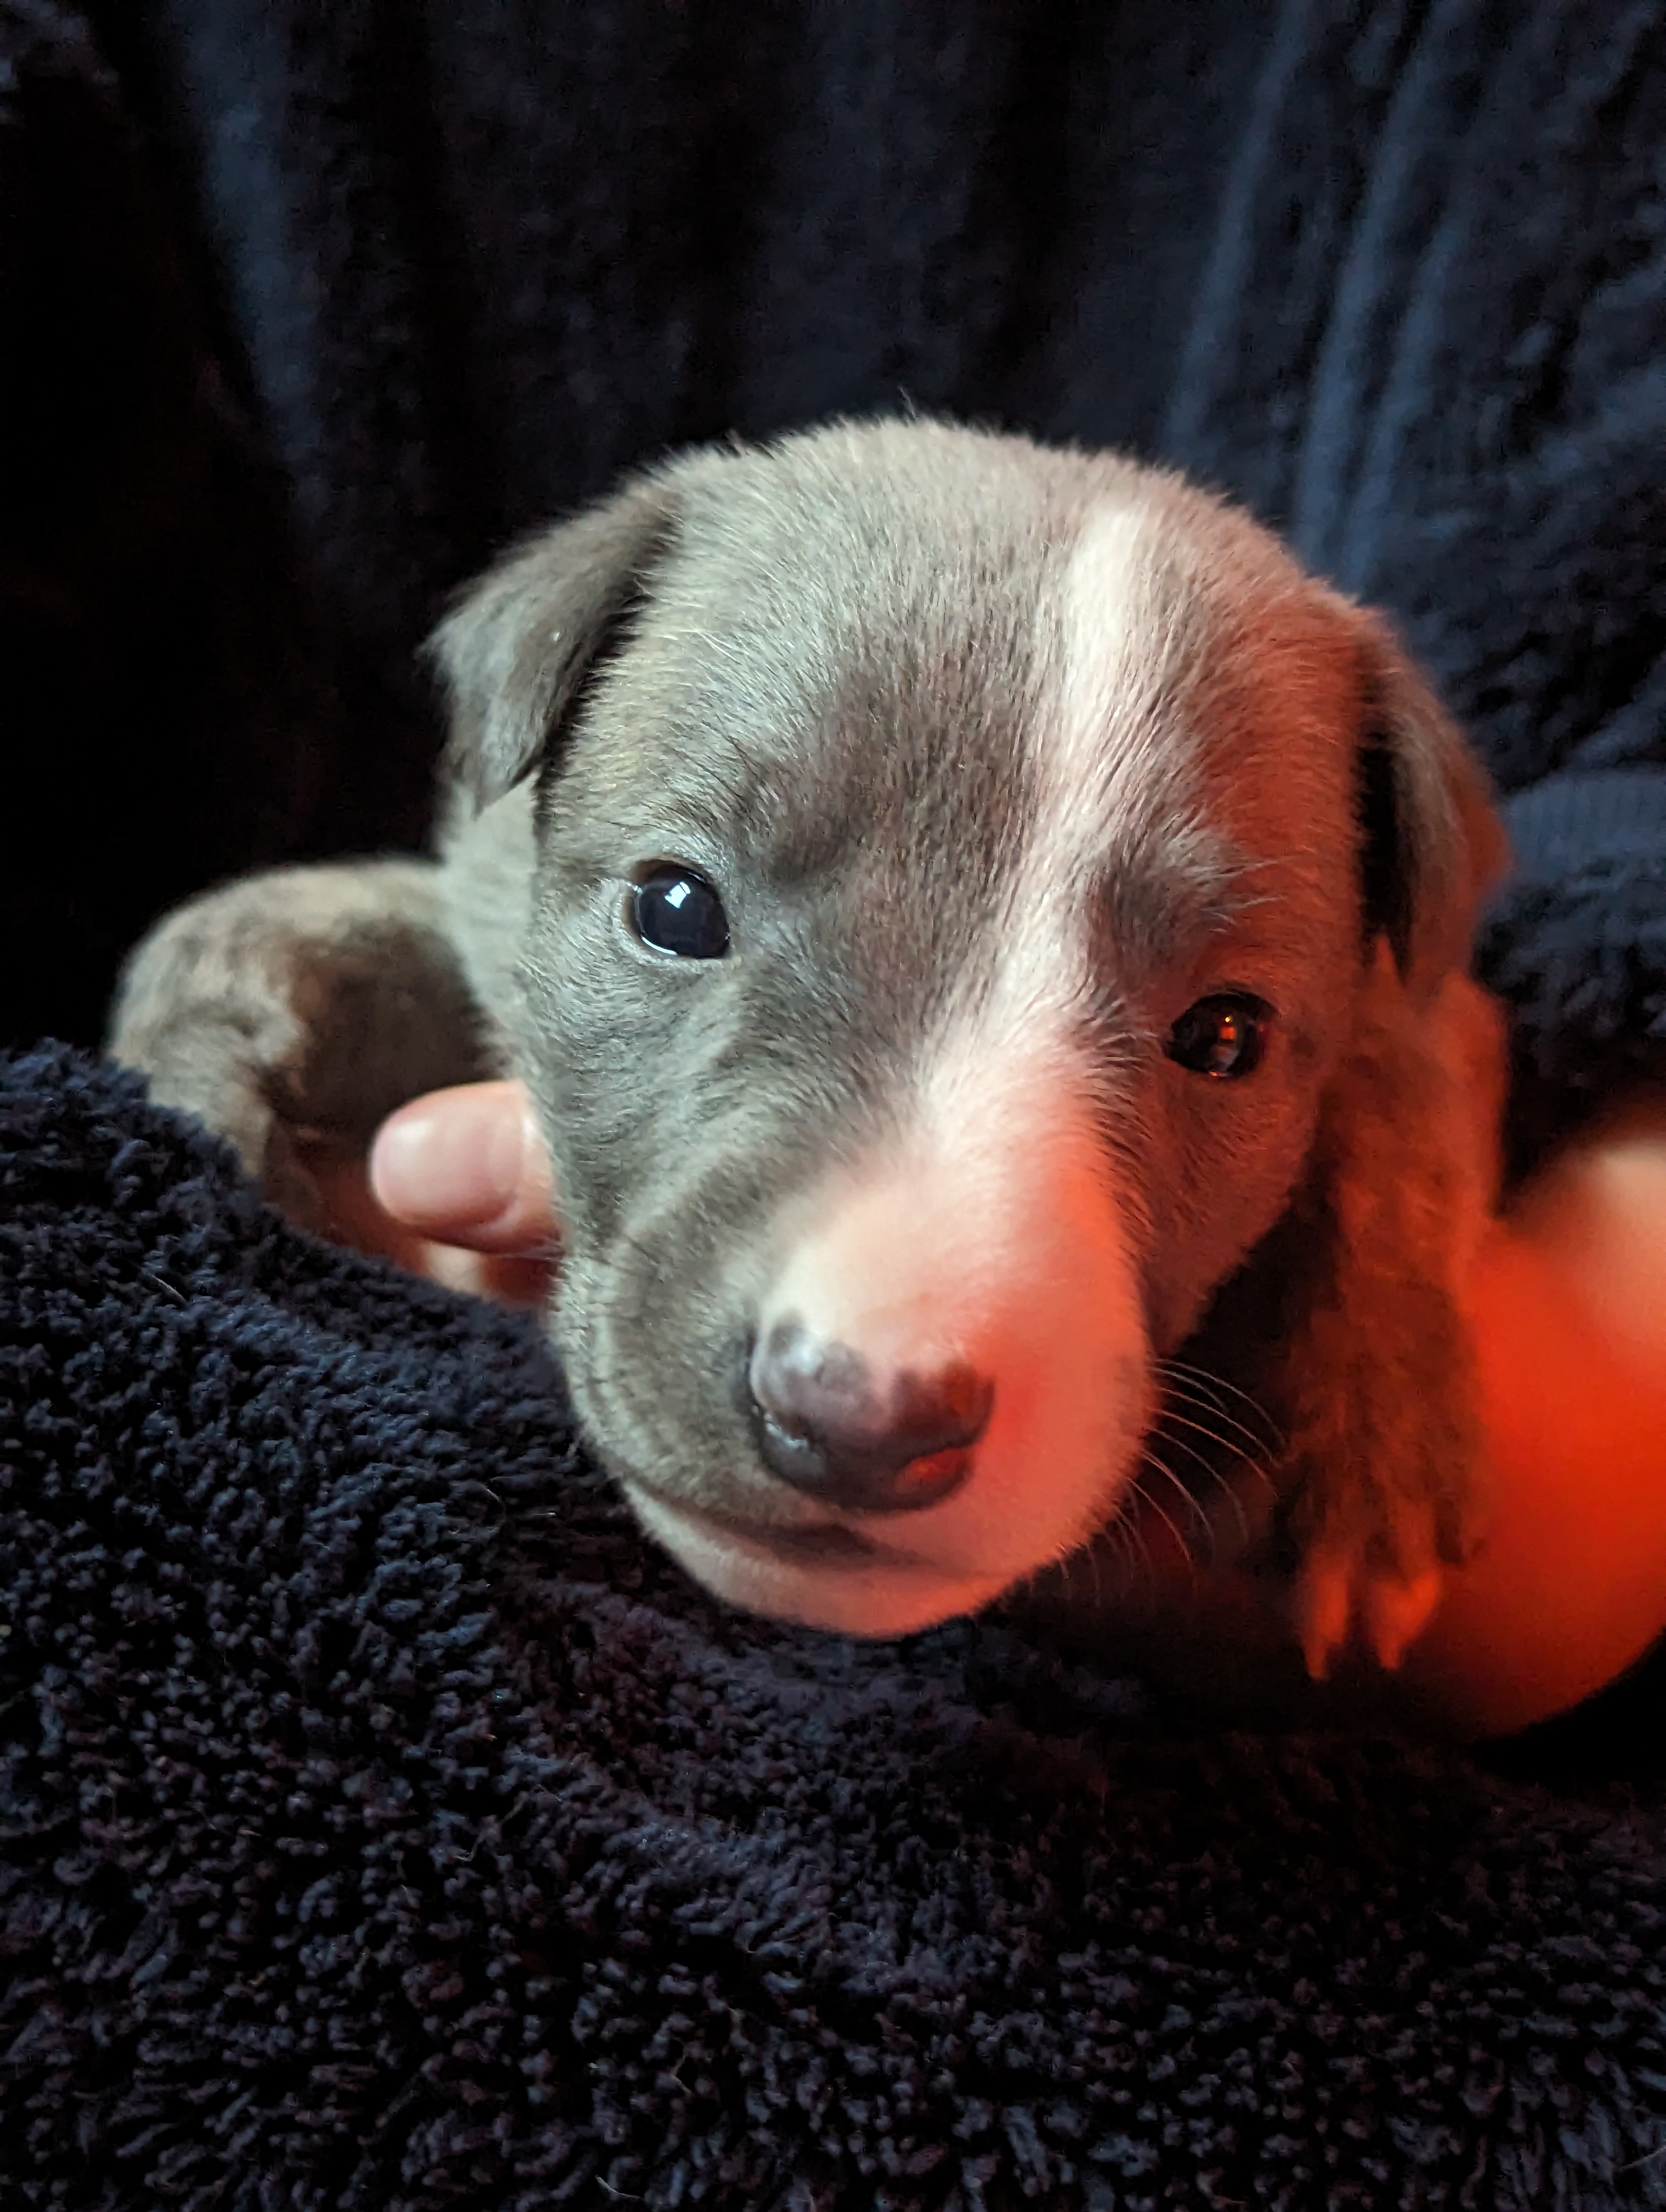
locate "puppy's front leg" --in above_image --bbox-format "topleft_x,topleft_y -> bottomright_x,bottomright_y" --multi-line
1281,957 -> 1507,1677
108,860 -> 495,1239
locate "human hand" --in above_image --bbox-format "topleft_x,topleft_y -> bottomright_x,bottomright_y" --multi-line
363,1080 -> 559,1307
1396,1089 -> 1666,1734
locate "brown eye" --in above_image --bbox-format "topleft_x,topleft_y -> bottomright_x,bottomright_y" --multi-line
1167,994 -> 1271,1079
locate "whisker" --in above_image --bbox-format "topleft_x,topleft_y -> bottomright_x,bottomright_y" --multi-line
1129,1451 -> 1198,1571
1135,1446 -> 1215,1539
1145,1423 -> 1256,1548
1152,1407 -> 1279,1508
1156,1380 -> 1283,1464
1156,1355 -> 1267,1414
1092,1506 -> 1153,1602
1090,1531 -> 1114,1609
1157,1358 -> 1286,1451
1046,1534 -> 1107,1615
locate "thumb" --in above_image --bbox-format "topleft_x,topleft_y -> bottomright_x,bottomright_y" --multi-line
369,1082 -> 558,1253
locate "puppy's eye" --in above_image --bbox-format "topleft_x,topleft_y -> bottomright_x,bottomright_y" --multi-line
1167,993 -> 1270,1079
630,865 -> 731,959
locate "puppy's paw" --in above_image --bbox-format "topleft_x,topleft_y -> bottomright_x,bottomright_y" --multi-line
1294,1548 -> 1445,1681
108,860 -> 491,1238
1280,1294 -> 1486,1682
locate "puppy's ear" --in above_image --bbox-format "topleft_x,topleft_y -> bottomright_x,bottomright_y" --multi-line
1353,612 -> 1509,993
429,474 -> 677,810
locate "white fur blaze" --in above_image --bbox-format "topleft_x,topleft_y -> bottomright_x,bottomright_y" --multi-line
726,1041 -> 1152,1635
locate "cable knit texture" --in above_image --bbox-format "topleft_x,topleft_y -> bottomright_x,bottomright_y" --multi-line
3,1044 -> 1665,2208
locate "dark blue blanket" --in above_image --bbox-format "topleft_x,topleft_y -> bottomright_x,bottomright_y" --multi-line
4,1047 -> 1665,2207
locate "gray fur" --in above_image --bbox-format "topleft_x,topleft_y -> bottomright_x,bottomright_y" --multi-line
108,419 -> 1504,1666
109,859 -> 493,1234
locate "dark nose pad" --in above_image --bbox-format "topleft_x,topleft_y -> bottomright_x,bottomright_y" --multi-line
748,1320 -> 994,1514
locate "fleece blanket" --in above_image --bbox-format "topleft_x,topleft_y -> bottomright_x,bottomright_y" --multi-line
5,1047 -> 1666,2210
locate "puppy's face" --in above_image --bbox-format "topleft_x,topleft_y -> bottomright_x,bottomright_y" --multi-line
445,425 -> 1436,1636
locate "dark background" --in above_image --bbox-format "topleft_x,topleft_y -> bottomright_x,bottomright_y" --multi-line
3,0 -> 1663,1144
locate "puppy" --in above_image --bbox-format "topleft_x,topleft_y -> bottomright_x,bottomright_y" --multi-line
110,419 -> 1507,1675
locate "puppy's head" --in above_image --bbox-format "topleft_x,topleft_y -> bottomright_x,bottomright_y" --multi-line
433,420 -> 1498,1637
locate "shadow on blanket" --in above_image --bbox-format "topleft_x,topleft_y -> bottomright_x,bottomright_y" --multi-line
3,1043 -> 1664,2210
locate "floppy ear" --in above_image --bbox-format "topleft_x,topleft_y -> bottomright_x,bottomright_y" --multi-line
428,473 -> 677,811
1353,610 -> 1509,993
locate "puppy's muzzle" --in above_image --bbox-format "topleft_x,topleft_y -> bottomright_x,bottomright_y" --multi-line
748,1318 -> 992,1514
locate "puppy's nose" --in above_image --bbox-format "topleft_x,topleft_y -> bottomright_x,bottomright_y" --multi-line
748,1320 -> 992,1514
